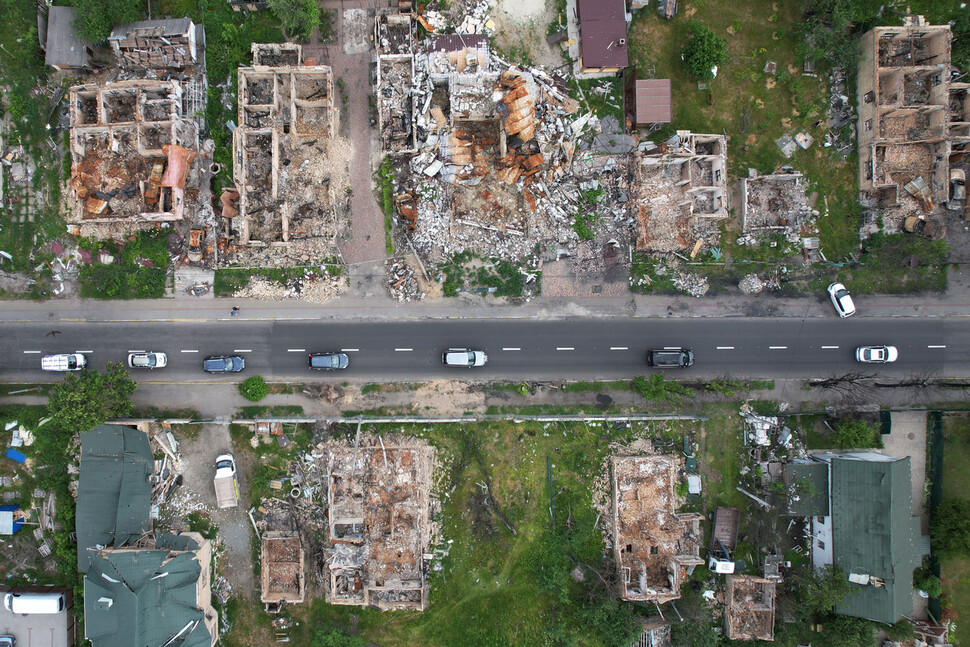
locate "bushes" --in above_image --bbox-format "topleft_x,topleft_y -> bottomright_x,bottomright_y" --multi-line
931,499 -> 970,555
267,0 -> 320,40
632,374 -> 691,405
72,0 -> 145,42
680,22 -> 727,81
239,376 -> 269,402
831,418 -> 881,449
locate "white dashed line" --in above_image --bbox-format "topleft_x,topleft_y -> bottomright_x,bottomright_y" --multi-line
128,350 -> 145,353
395,348 -> 413,352
928,345 -> 946,349
22,350 -> 40,354
76,350 -> 93,353
180,349 -> 199,353
556,347 -> 575,351
502,347 -> 521,351
233,349 -> 252,353
821,345 -> 839,349
769,346 -> 787,350
716,346 -> 734,350
610,346 -> 628,351
340,348 -> 360,352
663,346 -> 680,350
287,348 -> 306,353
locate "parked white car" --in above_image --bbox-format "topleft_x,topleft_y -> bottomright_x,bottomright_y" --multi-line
128,352 -> 167,369
827,282 -> 856,318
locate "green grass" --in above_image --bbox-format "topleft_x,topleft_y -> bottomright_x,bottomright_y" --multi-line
835,234 -> 948,294
213,263 -> 342,296
236,405 -> 305,419
569,77 -> 623,123
701,402 -> 749,511
77,230 -> 172,299
941,413 -> 970,640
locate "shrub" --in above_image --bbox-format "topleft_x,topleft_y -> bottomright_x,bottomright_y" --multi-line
680,22 -> 727,81
239,376 -> 269,402
832,418 -> 880,449
268,0 -> 320,40
931,499 -> 970,555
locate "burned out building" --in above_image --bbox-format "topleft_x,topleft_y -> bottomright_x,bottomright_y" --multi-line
325,437 -> 436,611
609,455 -> 703,604
108,19 -> 203,71
231,43 -> 344,264
724,575 -> 776,641
260,532 -> 305,612
857,16 -> 969,230
376,14 -> 417,154
634,131 -> 728,253
740,170 -> 817,238
67,79 -> 201,234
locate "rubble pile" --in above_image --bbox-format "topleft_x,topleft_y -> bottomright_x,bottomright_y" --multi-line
673,271 -> 709,297
386,260 -> 422,301
738,274 -> 764,295
741,170 -> 819,241
233,271 -> 346,303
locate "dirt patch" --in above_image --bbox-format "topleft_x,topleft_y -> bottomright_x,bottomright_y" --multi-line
412,380 -> 486,415
490,0 -> 562,69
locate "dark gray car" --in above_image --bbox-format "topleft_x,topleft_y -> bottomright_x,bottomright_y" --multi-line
646,348 -> 694,368
203,355 -> 245,373
308,352 -> 349,370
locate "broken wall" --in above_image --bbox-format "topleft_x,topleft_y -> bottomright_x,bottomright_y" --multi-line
724,575 -> 776,641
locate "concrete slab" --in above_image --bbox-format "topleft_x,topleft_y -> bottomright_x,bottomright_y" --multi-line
885,411 -> 928,525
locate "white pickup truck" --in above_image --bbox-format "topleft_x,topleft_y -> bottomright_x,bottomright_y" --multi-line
213,454 -> 239,509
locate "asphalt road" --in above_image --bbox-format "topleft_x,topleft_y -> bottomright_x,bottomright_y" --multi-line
0,318 -> 961,382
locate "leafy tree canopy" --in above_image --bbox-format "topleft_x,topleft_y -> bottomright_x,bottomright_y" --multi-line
680,22 -> 727,81
797,564 -> 855,614
931,499 -> 970,555
47,362 -> 137,432
832,418 -> 880,449
268,0 -> 320,41
72,0 -> 144,43
310,626 -> 366,647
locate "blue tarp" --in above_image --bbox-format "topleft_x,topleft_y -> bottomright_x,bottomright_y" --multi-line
5,449 -> 26,464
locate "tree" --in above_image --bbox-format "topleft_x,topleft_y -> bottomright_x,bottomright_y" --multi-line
913,569 -> 942,598
670,619 -> 722,647
632,374 -> 691,404
797,565 -> 855,614
831,418 -> 880,449
239,376 -> 269,402
886,619 -> 916,641
310,626 -> 366,647
819,614 -> 877,647
72,0 -> 145,43
268,0 -> 321,41
680,22 -> 727,81
931,499 -> 970,555
47,362 -> 137,432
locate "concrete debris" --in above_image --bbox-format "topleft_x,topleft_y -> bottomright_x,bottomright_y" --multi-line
738,274 -> 764,295
724,575 -> 776,641
741,170 -> 819,241
261,531 -> 305,611
232,270 -> 346,303
386,260 -> 423,302
672,271 -> 709,297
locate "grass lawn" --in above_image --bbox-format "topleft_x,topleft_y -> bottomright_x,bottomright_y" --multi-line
941,413 -> 970,642
626,1 -> 860,260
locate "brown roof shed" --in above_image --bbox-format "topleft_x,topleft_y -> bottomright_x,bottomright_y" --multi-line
632,79 -> 672,124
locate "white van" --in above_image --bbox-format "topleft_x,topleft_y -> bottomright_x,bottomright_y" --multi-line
3,591 -> 65,614
41,354 -> 87,372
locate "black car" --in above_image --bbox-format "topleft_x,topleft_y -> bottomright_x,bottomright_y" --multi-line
646,348 -> 694,368
308,352 -> 349,370
203,355 -> 245,373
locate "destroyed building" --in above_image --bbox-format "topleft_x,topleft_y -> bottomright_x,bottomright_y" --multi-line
740,170 -> 816,237
109,19 -> 202,70
377,18 -> 597,266
857,16 -> 970,231
634,131 -> 728,253
67,79 -> 202,235
325,437 -> 436,611
261,531 -> 305,612
230,43 -> 344,265
724,575 -> 776,641
609,455 -> 703,603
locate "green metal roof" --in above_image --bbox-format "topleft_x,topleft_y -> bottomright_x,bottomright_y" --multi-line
76,425 -> 154,573
831,456 -> 928,625
84,548 -> 212,647
784,461 -> 829,516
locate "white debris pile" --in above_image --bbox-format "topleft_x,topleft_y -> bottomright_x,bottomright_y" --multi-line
673,271 -> 709,297
233,271 -> 346,303
386,260 -> 423,302
738,274 -> 764,295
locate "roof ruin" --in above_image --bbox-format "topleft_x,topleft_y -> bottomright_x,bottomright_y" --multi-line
724,575 -> 776,641
740,170 -> 816,235
260,531 -> 305,610
634,131 -> 728,253
610,455 -> 703,604
325,436 -> 436,611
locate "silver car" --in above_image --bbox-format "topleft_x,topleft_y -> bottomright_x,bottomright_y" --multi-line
128,351 -> 168,369
442,348 -> 488,367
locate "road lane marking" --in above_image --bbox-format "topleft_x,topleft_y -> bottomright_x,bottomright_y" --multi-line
23,350 -> 40,354
233,349 -> 252,353
610,346 -> 628,351
663,346 -> 680,350
928,345 -> 946,349
502,347 -> 521,351
556,347 -> 574,351
128,350 -> 145,353
716,346 -> 734,350
395,348 -> 413,352
821,345 -> 839,349
180,349 -> 199,353
340,348 -> 359,352
76,350 -> 93,353
287,348 -> 306,353
769,346 -> 787,350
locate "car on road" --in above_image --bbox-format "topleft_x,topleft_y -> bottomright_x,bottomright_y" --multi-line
827,282 -> 856,318
128,351 -> 167,369
855,345 -> 898,363
203,355 -> 245,373
309,351 -> 349,370
950,168 -> 966,211
41,353 -> 87,372
646,348 -> 694,368
443,348 -> 488,367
